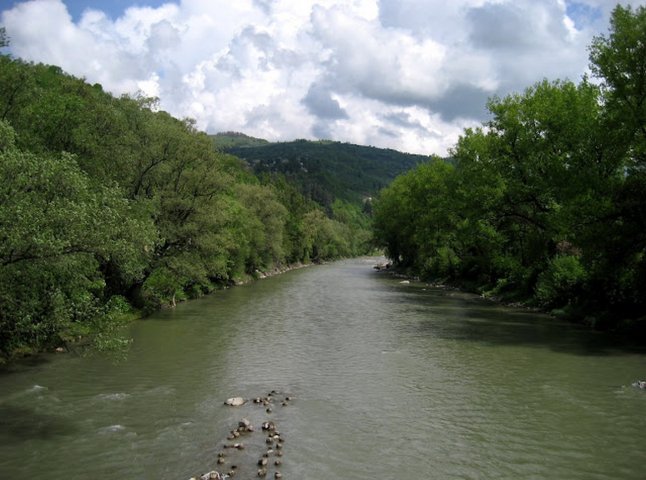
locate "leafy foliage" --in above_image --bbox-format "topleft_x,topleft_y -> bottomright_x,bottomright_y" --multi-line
0,57 -> 373,362
0,122 -> 154,358
373,6 -> 646,333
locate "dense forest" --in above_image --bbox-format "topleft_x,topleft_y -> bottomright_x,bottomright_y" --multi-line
0,34 -> 374,362
219,137 -> 427,208
373,5 -> 646,334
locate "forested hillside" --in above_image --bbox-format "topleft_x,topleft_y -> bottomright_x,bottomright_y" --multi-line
0,48 -> 372,362
220,138 -> 428,207
373,5 -> 646,335
211,131 -> 269,149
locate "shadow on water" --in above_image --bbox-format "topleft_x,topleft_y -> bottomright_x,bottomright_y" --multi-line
0,354 -> 52,377
0,405 -> 78,442
378,278 -> 646,357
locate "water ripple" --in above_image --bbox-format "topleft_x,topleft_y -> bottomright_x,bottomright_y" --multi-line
0,258 -> 644,479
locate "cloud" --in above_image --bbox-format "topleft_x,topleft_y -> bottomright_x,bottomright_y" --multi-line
302,82 -> 348,119
0,0 -> 626,155
310,5 -> 449,104
429,84 -> 491,122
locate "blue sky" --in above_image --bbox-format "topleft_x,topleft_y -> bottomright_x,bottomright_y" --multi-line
0,0 -> 636,155
65,0 -> 175,20
2,0 -> 175,21
565,1 -> 603,29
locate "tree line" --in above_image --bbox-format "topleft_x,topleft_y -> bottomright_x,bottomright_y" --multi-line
0,45 -> 371,362
373,5 -> 646,334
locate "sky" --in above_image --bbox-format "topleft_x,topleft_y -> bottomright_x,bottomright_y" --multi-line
0,0 -> 638,155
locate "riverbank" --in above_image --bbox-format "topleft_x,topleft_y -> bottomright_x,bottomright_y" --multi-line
0,261 -> 318,366
374,260 -> 556,314
373,261 -> 646,340
234,262 -> 312,285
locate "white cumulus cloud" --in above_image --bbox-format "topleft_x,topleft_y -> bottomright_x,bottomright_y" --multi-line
0,0 -> 630,155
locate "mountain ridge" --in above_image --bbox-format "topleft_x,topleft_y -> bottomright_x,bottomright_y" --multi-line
212,132 -> 432,207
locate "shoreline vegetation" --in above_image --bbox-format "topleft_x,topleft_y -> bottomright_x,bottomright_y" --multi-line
375,261 -> 548,314
372,6 -> 646,339
0,260 -> 319,369
0,35 -> 374,363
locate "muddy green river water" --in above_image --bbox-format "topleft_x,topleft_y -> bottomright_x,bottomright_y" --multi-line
1,257 -> 645,479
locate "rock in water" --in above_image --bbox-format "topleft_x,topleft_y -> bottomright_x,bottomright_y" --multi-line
238,418 -> 252,429
199,471 -> 222,480
224,397 -> 246,406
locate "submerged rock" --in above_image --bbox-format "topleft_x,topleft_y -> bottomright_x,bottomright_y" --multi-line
197,471 -> 224,480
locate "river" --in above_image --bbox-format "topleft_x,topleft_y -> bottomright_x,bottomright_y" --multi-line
1,257 -> 645,479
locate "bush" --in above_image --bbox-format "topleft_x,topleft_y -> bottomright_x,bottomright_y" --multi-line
141,267 -> 187,311
535,255 -> 587,308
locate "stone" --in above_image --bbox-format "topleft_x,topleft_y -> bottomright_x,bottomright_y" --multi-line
238,418 -> 252,429
199,472 -> 221,480
224,397 -> 246,406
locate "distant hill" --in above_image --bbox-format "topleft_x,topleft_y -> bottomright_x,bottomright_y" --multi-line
219,137 -> 430,207
211,131 -> 269,149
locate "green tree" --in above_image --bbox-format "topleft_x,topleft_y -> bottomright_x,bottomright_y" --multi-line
477,80 -> 606,295
0,57 -> 37,123
331,199 -> 372,256
590,4 -> 646,165
302,209 -> 352,261
0,120 -> 154,360
373,158 -> 455,276
587,4 -> 646,324
236,183 -> 288,270
371,6 -> 646,331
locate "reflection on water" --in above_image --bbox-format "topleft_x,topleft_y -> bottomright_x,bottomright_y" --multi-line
1,257 -> 645,479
